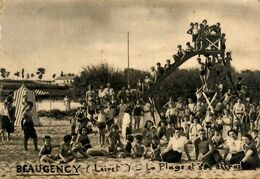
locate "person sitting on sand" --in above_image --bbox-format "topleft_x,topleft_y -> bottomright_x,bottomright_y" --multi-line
240,133 -> 260,170
252,129 -> 259,152
161,128 -> 191,163
39,135 -> 60,163
76,127 -> 92,152
142,120 -> 154,147
71,133 -> 89,158
132,133 -> 147,159
59,134 -> 77,163
106,124 -> 123,151
120,135 -> 134,158
149,129 -> 161,161
106,137 -> 118,158
21,101 -> 38,151
224,130 -> 244,166
194,129 -> 224,169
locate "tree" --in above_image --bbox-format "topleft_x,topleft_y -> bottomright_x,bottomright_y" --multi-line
74,63 -> 147,98
26,73 -> 30,79
52,74 -> 56,79
21,68 -> 25,79
31,73 -> 35,78
0,68 -> 6,78
36,67 -> 45,80
14,71 -> 20,78
60,71 -> 64,76
6,71 -> 10,78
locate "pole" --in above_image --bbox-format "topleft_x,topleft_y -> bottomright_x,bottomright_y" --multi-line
127,32 -> 130,87
49,94 -> 52,110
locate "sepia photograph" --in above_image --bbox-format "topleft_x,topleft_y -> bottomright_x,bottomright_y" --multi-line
0,0 -> 259,178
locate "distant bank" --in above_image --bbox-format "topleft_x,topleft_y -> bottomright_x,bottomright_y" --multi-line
0,79 -> 73,100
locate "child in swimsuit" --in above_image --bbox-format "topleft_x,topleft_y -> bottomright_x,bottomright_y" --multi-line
39,135 -> 59,163
132,134 -> 147,159
97,108 -> 106,147
59,134 -> 77,163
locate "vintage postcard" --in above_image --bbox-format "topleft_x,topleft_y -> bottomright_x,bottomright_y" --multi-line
0,0 -> 259,178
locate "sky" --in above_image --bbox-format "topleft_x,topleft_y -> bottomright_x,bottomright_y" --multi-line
0,0 -> 259,79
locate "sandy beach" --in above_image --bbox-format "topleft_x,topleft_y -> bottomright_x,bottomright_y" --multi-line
0,117 -> 259,179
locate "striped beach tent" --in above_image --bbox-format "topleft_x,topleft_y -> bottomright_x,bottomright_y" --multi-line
34,89 -> 49,95
13,85 -> 39,127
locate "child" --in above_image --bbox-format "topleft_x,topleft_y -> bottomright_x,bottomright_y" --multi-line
71,133 -> 89,158
157,120 -> 167,140
120,135 -> 134,158
176,45 -> 185,59
166,103 -> 178,128
133,99 -> 142,132
252,129 -> 259,152
150,136 -> 161,161
185,42 -> 194,54
165,122 -> 175,142
106,124 -> 123,150
156,62 -> 164,78
97,108 -> 106,147
132,133 -> 147,159
150,127 -> 161,160
164,59 -> 171,73
59,134 -> 77,163
105,102 -> 116,132
39,135 -> 59,163
21,102 -> 38,151
75,107 -> 87,133
181,115 -> 190,137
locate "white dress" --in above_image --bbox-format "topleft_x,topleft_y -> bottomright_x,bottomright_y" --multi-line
143,103 -> 153,126
121,112 -> 131,142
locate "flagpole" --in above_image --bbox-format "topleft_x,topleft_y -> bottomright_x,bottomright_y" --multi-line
127,32 -> 130,87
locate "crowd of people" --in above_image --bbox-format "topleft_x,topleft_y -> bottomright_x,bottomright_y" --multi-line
0,20 -> 259,171
142,19 -> 227,91
38,78 -> 260,170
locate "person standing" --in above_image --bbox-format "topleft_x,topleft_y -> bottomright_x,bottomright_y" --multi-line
233,98 -> 246,134
21,102 -> 38,151
132,99 -> 143,132
0,98 -> 14,141
189,117 -> 202,141
64,95 -> 71,111
143,102 -> 153,128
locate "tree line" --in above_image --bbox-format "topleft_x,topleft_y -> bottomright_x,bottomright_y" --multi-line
0,68 -> 75,80
74,63 -> 260,103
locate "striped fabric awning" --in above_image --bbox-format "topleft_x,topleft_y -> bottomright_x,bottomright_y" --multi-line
34,89 -> 49,95
13,85 -> 39,127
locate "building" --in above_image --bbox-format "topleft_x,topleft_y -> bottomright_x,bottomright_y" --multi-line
54,75 -> 75,86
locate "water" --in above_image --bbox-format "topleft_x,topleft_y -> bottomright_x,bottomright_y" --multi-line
36,99 -> 81,111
